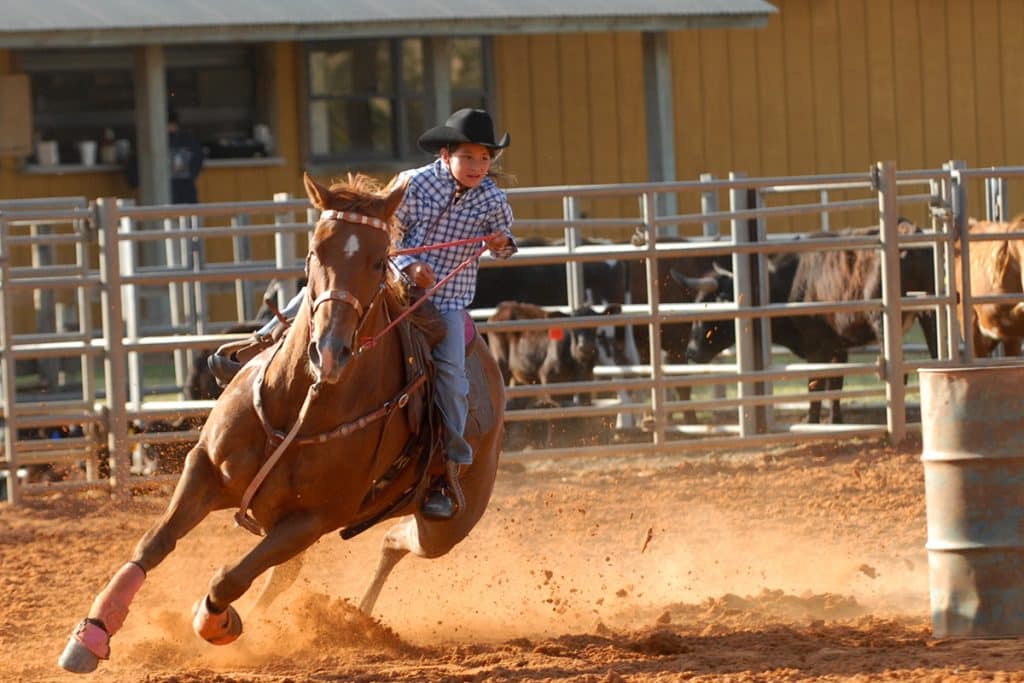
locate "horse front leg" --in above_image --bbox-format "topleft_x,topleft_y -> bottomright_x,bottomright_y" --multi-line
59,447 -> 226,674
193,510 -> 323,646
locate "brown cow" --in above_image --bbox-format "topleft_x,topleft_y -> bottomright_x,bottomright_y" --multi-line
487,301 -> 618,402
956,216 -> 1024,356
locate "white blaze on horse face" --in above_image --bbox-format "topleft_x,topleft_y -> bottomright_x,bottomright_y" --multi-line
343,234 -> 360,258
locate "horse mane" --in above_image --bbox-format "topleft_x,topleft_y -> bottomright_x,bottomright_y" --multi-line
323,173 -> 404,245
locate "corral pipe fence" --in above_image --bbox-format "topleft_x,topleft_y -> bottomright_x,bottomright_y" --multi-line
2,161 -> 1021,503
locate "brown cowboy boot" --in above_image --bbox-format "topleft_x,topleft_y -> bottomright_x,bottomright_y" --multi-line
420,459 -> 466,521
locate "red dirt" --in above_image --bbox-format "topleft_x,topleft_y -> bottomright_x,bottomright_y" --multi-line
4,434 -> 1024,682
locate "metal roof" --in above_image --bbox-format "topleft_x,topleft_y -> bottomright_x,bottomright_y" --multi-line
0,1 -> 776,47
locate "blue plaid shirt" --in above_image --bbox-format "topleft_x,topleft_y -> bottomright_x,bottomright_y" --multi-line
392,159 -> 515,313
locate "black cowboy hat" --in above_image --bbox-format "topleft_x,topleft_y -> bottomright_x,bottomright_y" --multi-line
417,108 -> 511,155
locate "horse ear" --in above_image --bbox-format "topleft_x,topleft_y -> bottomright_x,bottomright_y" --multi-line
381,174 -> 408,220
303,172 -> 332,210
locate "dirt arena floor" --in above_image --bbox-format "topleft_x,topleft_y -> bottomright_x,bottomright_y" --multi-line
3,433 -> 1024,682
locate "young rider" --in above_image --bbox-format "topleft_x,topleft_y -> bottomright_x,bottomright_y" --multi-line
250,108 -> 516,519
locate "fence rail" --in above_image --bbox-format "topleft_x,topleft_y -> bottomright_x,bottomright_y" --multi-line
0,161 -> 1018,503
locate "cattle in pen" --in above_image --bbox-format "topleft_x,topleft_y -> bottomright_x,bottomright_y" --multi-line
955,216 -> 1024,357
486,301 -> 624,405
680,222 -> 939,423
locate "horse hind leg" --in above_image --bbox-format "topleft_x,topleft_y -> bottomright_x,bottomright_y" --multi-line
360,432 -> 500,617
359,517 -> 415,615
252,552 -> 306,613
59,447 -> 225,674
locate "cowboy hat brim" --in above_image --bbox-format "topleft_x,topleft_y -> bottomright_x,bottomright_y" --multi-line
417,127 -> 511,155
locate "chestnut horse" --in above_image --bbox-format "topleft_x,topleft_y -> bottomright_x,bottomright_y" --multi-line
59,173 -> 506,673
956,216 -> 1024,356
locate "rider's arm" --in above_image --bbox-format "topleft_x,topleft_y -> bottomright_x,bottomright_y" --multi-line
486,200 -> 516,259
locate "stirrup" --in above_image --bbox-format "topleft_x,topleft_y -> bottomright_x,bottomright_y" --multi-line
420,460 -> 465,521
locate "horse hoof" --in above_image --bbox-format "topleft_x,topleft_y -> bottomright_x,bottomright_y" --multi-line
192,597 -> 243,645
58,618 -> 109,673
58,638 -> 100,674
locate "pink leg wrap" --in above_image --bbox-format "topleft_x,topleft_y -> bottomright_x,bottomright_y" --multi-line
87,562 -> 146,636
71,619 -> 111,660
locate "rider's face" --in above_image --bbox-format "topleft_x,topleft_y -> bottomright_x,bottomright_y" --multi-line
442,143 -> 493,190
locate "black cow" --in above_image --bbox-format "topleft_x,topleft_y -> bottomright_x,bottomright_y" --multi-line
680,223 -> 938,423
473,240 -> 628,310
616,234 -> 734,425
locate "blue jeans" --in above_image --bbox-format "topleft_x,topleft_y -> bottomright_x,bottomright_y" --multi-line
433,309 -> 472,465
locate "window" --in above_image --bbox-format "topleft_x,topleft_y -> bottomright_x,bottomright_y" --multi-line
17,45 -> 270,165
307,37 -> 491,163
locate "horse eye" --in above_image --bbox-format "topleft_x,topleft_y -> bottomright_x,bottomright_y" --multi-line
374,258 -> 386,271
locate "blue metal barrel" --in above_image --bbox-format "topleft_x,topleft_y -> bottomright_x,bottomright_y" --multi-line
921,365 -> 1024,637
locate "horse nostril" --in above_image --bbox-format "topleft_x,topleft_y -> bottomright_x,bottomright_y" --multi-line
308,342 -> 322,368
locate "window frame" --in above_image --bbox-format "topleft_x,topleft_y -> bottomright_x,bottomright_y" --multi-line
15,45 -> 273,165
303,36 -> 493,168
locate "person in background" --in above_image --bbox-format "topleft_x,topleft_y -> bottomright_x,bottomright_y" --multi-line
123,108 -> 205,204
167,109 -> 204,204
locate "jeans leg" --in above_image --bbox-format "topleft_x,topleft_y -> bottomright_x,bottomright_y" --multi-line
433,309 -> 472,465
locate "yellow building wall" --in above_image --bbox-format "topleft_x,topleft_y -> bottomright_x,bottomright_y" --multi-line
4,3 -> 1024,231
494,1 -> 1024,233
0,43 -> 306,204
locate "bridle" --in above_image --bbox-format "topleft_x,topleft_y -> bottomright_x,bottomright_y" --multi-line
306,209 -> 391,360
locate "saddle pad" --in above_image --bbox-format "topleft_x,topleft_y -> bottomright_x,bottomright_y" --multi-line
463,310 -> 476,349
464,341 -> 495,439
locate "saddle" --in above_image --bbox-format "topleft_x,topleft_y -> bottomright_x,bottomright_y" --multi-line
338,296 -> 495,537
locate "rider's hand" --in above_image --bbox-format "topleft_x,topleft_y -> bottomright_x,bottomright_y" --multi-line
403,260 -> 436,288
487,233 -> 517,259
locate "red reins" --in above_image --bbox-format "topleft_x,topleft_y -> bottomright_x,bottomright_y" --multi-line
356,233 -> 501,353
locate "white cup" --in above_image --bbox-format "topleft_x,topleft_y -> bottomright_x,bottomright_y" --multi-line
78,140 -> 98,166
36,140 -> 59,166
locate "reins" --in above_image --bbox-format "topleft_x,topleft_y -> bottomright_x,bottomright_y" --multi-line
357,236 -> 496,352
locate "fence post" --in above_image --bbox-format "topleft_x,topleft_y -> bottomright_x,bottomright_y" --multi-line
729,172 -> 757,437
232,214 -> 254,320
116,200 -> 143,412
273,193 -> 299,307
188,215 -> 208,336
750,187 -> 771,432
641,191 -> 666,447
948,160 -> 973,361
0,213 -> 20,505
700,173 -> 720,237
30,222 -> 59,390
163,215 -> 188,396
563,195 -> 585,309
876,161 -> 906,444
76,212 -> 99,480
98,198 -> 130,498
929,178 -> 951,362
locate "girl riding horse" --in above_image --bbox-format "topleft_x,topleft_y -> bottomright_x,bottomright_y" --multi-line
59,171 -> 508,674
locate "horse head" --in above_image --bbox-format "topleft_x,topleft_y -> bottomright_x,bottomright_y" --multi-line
303,172 -> 405,384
